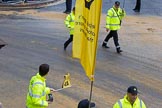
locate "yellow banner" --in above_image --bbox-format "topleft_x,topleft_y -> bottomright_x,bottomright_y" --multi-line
73,0 -> 102,81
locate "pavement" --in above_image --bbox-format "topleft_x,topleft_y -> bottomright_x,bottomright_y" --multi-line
0,0 -> 162,108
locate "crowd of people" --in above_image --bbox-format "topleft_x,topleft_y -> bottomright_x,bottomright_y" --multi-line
24,64 -> 146,108
63,0 -> 142,53
62,1 -> 146,108
25,1 -> 146,107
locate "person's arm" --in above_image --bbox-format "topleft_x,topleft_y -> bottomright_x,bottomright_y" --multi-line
64,14 -> 71,28
45,87 -> 50,94
119,8 -> 126,19
106,9 -> 113,31
50,88 -> 57,92
32,84 -> 48,107
141,100 -> 147,108
113,101 -> 121,108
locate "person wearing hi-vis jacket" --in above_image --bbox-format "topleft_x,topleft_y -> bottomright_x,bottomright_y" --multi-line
64,7 -> 75,51
113,86 -> 147,108
26,64 -> 56,108
102,1 -> 126,54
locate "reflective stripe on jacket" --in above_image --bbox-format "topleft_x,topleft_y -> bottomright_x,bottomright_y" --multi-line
26,73 -> 50,108
64,12 -> 75,35
106,6 -> 126,30
113,95 -> 147,108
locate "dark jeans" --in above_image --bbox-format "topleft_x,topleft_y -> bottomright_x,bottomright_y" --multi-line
103,30 -> 119,47
134,0 -> 141,11
64,35 -> 73,49
65,0 -> 72,12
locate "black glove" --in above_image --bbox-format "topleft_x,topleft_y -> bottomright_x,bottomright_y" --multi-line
47,93 -> 53,102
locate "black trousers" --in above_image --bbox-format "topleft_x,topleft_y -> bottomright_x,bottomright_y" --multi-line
134,0 -> 141,11
103,30 -> 120,48
65,0 -> 72,12
64,35 -> 73,49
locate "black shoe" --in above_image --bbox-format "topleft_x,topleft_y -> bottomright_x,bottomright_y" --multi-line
102,45 -> 109,48
66,11 -> 71,14
64,44 -> 66,51
133,9 -> 140,12
0,45 -> 5,49
63,10 -> 67,13
117,49 -> 123,54
63,10 -> 71,14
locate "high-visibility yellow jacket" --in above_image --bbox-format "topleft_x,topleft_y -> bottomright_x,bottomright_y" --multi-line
26,73 -> 50,108
113,95 -> 146,108
64,12 -> 75,35
106,6 -> 126,30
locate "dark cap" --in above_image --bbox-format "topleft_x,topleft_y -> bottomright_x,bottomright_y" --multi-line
115,1 -> 120,6
78,99 -> 95,108
127,86 -> 138,95
47,93 -> 54,102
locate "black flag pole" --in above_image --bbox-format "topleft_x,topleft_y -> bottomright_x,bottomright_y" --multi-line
88,81 -> 94,108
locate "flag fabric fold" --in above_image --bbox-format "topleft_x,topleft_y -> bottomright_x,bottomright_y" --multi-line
73,0 -> 102,81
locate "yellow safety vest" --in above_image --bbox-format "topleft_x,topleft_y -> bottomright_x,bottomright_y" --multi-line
26,73 -> 50,108
106,6 -> 126,30
64,12 -> 75,35
113,95 -> 147,108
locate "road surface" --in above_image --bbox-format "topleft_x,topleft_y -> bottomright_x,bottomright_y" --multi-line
0,0 -> 162,108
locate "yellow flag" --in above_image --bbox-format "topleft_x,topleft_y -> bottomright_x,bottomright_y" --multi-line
62,73 -> 71,88
73,0 -> 102,81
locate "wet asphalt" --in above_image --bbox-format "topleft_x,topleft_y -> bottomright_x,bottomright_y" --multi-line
0,0 -> 162,108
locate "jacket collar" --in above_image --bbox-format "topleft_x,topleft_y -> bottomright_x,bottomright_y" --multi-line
124,94 -> 139,105
36,73 -> 46,81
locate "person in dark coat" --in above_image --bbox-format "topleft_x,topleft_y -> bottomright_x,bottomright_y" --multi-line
63,0 -> 72,14
133,0 -> 141,12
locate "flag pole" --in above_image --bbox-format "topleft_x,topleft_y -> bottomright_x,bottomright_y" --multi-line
88,81 -> 94,108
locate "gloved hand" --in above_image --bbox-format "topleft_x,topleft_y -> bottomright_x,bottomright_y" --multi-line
47,93 -> 53,102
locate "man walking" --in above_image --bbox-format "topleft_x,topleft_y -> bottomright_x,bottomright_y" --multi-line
113,86 -> 147,108
102,1 -> 126,54
64,7 -> 75,50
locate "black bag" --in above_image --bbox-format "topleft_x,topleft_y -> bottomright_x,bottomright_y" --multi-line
47,93 -> 53,102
